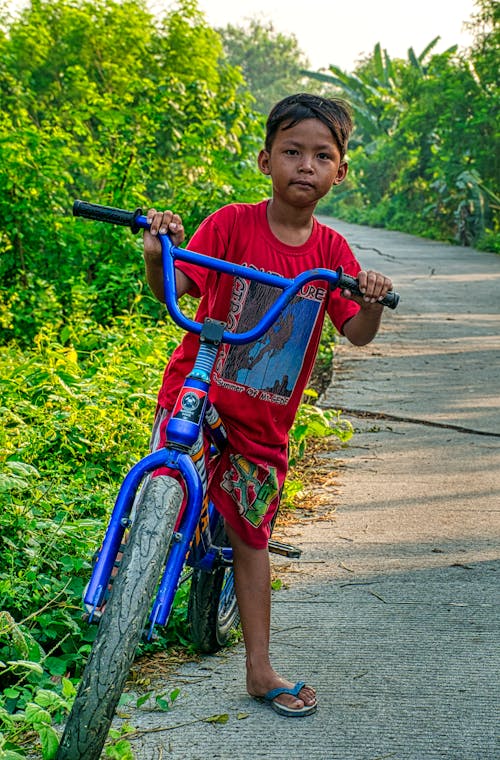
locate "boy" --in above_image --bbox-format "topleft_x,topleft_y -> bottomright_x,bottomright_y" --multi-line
143,94 -> 393,717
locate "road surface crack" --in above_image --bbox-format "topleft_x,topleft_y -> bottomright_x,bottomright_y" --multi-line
340,407 -> 500,438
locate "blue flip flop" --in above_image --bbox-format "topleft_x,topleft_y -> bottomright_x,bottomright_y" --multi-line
259,681 -> 317,717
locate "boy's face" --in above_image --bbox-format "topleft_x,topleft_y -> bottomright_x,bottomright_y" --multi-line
258,118 -> 348,208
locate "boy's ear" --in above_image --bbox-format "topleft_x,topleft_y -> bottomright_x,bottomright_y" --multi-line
258,149 -> 271,175
333,161 -> 348,185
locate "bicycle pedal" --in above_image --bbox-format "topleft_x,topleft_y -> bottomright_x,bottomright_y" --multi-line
268,539 -> 302,559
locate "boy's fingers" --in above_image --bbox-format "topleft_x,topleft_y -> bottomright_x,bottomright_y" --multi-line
358,270 -> 392,302
169,214 -> 185,243
147,209 -> 172,236
171,213 -> 183,230
146,209 -> 184,241
146,207 -> 160,236
158,212 -> 172,235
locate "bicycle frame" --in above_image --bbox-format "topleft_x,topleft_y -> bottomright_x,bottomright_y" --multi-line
78,205 -> 398,640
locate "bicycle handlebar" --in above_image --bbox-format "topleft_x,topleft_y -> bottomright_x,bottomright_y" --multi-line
336,270 -> 399,310
73,200 -> 399,343
73,200 -> 143,233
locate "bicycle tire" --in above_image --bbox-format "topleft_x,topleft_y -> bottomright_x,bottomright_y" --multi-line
56,475 -> 183,760
187,515 -> 240,653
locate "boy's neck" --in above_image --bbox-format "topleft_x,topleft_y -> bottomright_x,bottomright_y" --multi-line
266,199 -> 315,247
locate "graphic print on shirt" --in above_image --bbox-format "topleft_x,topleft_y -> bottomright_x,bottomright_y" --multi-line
213,273 -> 325,405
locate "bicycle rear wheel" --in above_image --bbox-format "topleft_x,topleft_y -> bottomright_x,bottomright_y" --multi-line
187,515 -> 240,653
56,475 -> 183,760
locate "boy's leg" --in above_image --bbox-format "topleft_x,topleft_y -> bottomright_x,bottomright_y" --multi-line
224,522 -> 316,712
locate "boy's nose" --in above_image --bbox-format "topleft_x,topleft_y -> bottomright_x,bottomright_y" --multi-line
298,158 -> 314,172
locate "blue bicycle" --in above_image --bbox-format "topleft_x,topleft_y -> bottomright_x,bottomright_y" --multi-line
55,201 -> 399,759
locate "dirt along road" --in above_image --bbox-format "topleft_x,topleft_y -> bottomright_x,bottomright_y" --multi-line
120,219 -> 500,760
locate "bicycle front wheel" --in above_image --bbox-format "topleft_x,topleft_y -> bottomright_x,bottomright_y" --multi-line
187,515 -> 240,653
56,475 -> 183,760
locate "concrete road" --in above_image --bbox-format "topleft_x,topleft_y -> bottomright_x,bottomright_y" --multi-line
121,220 -> 500,760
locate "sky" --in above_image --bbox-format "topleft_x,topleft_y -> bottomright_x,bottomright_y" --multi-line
193,0 -> 478,72
6,0 -> 479,73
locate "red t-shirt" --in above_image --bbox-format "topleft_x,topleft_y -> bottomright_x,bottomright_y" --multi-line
157,200 -> 361,546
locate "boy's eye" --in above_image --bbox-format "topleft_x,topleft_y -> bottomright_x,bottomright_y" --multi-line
318,153 -> 332,160
285,149 -> 299,155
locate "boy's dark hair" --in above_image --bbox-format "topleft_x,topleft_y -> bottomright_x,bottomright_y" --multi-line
265,93 -> 353,160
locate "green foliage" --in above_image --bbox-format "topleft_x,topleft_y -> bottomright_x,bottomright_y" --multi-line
105,737 -> 134,760
309,1 -> 499,251
289,396 -> 353,469
0,611 -> 76,758
283,394 -> 353,507
218,18 -> 310,114
119,686 -> 180,713
0,312 -> 184,755
0,313 -> 176,614
0,0 -> 268,345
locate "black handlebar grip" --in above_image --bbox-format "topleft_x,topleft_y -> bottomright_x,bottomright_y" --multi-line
336,268 -> 400,310
73,200 -> 142,234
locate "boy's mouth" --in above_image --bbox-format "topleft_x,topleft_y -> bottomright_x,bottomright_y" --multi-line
291,179 -> 315,189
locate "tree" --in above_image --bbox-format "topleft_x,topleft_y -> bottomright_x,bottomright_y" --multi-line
302,39 -> 455,147
219,18 -> 310,114
466,0 -> 499,92
303,15 -> 498,250
0,0 -> 268,343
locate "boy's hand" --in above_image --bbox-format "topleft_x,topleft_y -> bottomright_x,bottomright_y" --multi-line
342,269 -> 394,346
342,269 -> 393,308
143,208 -> 185,262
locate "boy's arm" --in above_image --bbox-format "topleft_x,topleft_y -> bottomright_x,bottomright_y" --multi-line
342,269 -> 393,346
143,209 -> 194,302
